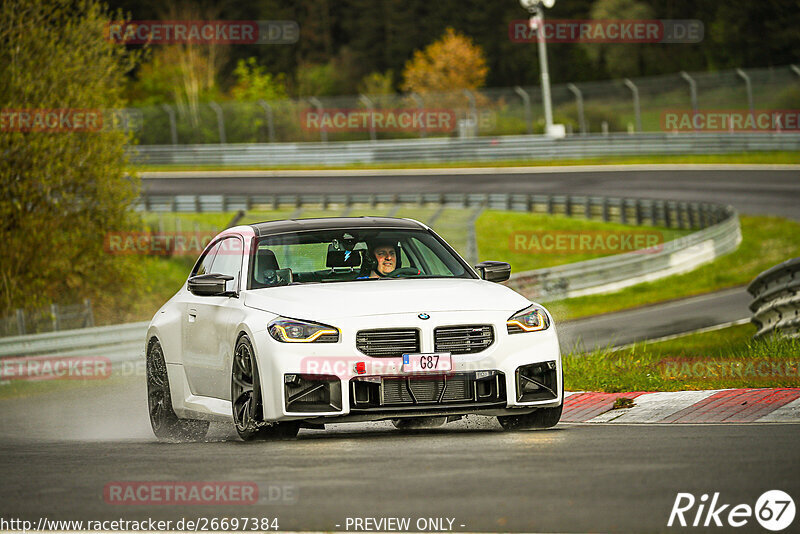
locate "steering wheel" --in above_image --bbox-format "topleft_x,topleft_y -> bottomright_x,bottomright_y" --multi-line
384,267 -> 422,278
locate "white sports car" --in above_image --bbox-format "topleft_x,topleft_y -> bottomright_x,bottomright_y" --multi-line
145,217 -> 562,441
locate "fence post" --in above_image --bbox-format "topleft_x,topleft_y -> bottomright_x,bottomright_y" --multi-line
359,94 -> 377,142
15,309 -> 26,336
51,303 -> 59,331
791,65 -> 800,77
257,100 -> 276,143
409,92 -> 426,138
623,78 -> 642,133
463,89 -> 478,135
84,298 -> 94,327
161,104 -> 178,145
566,83 -> 587,135
208,102 -> 226,144
680,71 -> 698,127
514,86 -> 533,135
465,207 -> 484,266
308,97 -> 327,143
736,68 -> 755,118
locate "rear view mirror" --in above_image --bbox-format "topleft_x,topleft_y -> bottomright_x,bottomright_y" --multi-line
188,273 -> 235,296
474,261 -> 511,282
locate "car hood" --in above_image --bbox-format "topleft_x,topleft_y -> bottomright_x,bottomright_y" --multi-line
243,278 -> 531,320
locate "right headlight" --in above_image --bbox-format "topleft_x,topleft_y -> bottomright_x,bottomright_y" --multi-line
268,317 -> 339,343
507,305 -> 550,334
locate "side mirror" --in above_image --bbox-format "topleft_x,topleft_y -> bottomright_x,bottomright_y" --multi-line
188,273 -> 235,296
474,261 -> 511,282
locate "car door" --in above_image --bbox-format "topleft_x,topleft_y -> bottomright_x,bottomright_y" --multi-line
183,235 -> 244,399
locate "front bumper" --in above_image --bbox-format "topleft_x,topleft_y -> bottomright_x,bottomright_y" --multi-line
252,309 -> 562,422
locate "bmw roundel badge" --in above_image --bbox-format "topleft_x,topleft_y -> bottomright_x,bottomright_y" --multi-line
418,313 -> 430,320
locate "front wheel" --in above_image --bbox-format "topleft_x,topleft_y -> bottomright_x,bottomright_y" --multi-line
231,335 -> 300,441
146,339 -> 209,442
497,403 -> 563,431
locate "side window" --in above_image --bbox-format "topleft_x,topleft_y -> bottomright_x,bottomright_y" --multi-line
192,242 -> 220,277
411,237 -> 451,275
209,236 -> 244,291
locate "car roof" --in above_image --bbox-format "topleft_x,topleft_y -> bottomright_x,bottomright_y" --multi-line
249,216 -> 426,237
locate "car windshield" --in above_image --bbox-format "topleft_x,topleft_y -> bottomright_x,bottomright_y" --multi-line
250,227 -> 474,288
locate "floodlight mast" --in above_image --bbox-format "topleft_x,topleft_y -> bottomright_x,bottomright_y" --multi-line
520,0 -> 555,134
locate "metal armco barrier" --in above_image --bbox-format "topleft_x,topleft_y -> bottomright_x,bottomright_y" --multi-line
507,205 -> 740,300
0,321 -> 148,363
129,132 -> 800,166
136,191 -> 730,228
135,191 -> 741,302
747,257 -> 800,339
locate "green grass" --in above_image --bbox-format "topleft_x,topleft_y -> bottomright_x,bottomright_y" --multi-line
477,210 -> 692,271
564,324 -> 800,392
133,151 -> 800,172
547,215 -> 800,321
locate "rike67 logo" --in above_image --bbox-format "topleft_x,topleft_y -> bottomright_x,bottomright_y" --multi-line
669,490 -> 795,531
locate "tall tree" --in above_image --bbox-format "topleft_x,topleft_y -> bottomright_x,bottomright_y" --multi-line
401,27 -> 489,93
0,0 -> 141,315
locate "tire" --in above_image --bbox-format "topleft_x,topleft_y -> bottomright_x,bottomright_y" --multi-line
497,403 -> 563,431
231,334 -> 300,441
392,417 -> 447,431
146,339 -> 209,442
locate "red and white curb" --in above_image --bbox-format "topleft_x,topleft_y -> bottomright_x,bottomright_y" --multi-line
562,389 -> 800,423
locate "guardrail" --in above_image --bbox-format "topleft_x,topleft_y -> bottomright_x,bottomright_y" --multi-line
137,191 -> 729,229
747,257 -> 800,339
130,132 -> 800,166
2,194 -> 741,364
507,205 -> 740,300
0,321 -> 148,363
0,299 -> 94,337
135,192 -> 741,301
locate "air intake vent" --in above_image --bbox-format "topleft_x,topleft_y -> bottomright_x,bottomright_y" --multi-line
356,328 -> 420,358
434,325 -> 494,354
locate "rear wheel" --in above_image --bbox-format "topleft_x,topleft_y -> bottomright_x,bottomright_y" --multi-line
146,339 -> 209,442
497,403 -> 562,430
231,335 -> 299,441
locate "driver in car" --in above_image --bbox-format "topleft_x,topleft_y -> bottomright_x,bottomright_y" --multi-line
366,239 -> 398,278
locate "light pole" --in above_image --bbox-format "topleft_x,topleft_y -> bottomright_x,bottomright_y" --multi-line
520,0 -> 559,136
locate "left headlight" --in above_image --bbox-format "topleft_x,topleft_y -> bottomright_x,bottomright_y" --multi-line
507,305 -> 550,334
268,317 -> 339,343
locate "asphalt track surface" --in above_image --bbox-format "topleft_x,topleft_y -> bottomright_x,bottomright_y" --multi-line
558,286 -> 752,352
1,378 -> 799,533
1,166 -> 796,532
141,166 -> 800,219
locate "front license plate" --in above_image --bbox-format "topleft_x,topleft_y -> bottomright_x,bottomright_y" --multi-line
402,352 -> 452,373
